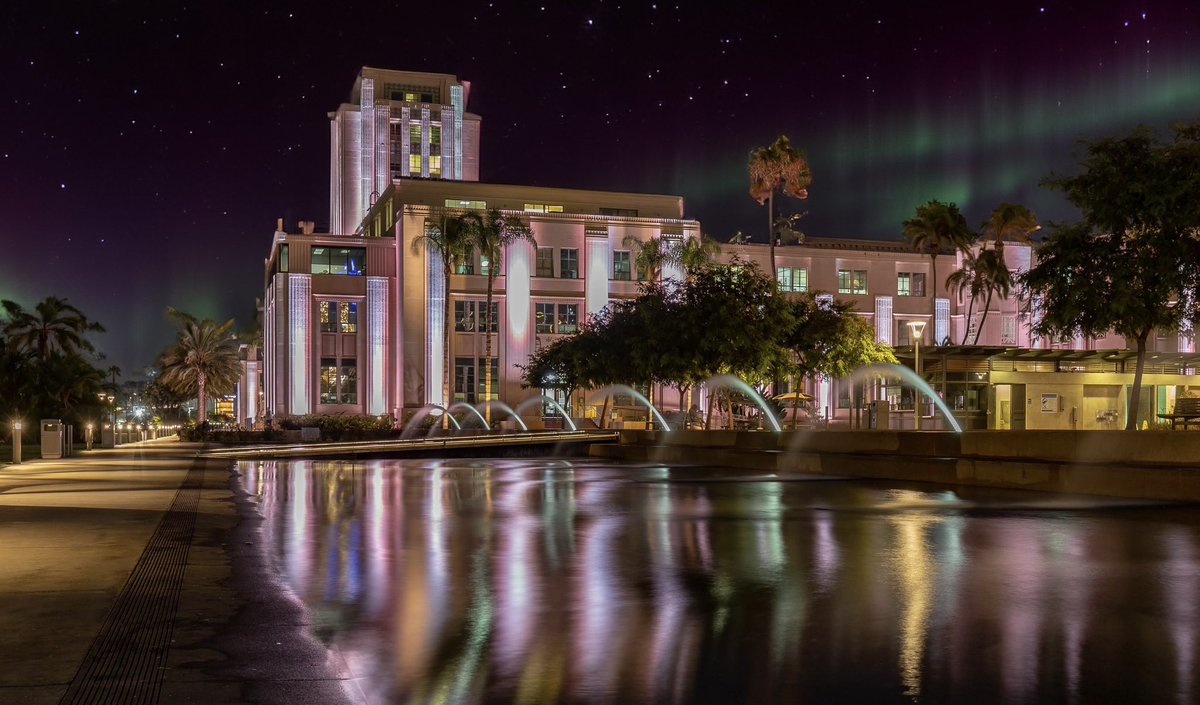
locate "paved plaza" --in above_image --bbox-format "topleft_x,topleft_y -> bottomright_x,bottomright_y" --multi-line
0,441 -> 359,705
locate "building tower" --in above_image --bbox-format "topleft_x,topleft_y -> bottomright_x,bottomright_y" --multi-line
329,68 -> 481,235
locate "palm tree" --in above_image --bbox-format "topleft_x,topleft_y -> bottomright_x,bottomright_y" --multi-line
945,252 -> 985,344
671,235 -> 722,276
981,202 -> 1040,251
624,234 -> 670,281
969,248 -> 1013,345
1,297 -> 105,361
749,135 -> 812,280
411,209 -> 474,413
462,209 -> 535,422
902,200 -> 974,319
158,308 -> 241,425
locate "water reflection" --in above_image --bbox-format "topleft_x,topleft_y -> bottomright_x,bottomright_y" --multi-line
239,459 -> 1200,705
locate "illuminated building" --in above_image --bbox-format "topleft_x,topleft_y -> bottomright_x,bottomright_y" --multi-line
263,180 -> 698,421
329,68 -> 480,236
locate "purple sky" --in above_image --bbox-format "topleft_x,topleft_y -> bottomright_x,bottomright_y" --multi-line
2,1 -> 1197,372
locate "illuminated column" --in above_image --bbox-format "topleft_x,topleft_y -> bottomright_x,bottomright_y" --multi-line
440,106 -> 454,179
505,238 -> 534,389
400,106 -> 411,177
329,119 -> 340,235
875,296 -> 893,345
450,85 -> 464,179
360,79 -> 375,222
426,250 -> 445,407
288,274 -> 311,415
935,298 -> 950,347
585,231 -> 610,318
263,295 -> 274,413
374,103 -> 390,196
420,106 -> 431,178
240,359 -> 259,424
367,277 -> 389,415
1180,319 -> 1195,354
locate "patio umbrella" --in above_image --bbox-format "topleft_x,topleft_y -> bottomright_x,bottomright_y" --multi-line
772,391 -> 814,402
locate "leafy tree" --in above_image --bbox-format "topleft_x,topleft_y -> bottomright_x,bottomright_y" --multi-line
1023,122 -> 1200,430
777,295 -> 896,427
902,200 -> 974,320
623,233 -> 670,281
749,135 -> 812,280
411,209 -> 474,411
672,235 -> 722,276
462,209 -> 534,420
158,308 -> 241,424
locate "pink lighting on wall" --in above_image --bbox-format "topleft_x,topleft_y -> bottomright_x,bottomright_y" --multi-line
288,274 -> 311,414
506,238 -> 533,378
368,277 -> 388,414
586,235 -> 610,317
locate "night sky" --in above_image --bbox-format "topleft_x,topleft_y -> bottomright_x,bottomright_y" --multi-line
2,1 -> 1198,373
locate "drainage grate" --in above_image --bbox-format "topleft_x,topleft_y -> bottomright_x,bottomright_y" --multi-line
57,457 -> 206,705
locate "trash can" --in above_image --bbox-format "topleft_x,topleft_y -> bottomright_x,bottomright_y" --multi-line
40,419 -> 64,459
869,400 -> 890,430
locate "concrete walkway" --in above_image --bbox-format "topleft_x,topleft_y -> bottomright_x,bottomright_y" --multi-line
0,440 -> 360,705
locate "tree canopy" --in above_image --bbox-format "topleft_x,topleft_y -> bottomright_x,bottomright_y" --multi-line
158,308 -> 241,424
1023,122 -> 1200,430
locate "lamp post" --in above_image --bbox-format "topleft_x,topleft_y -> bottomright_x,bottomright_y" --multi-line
11,421 -> 22,464
86,423 -> 94,451
907,320 -> 928,431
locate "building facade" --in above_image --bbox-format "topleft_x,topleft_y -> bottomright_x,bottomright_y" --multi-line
260,66 -> 1200,432
329,68 -> 481,235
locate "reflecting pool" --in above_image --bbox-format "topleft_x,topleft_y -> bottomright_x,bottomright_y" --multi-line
238,459 -> 1200,704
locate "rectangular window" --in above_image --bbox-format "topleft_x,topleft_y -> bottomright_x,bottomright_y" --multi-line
279,244 -> 289,272
477,357 -> 499,399
838,269 -> 867,294
319,301 -> 336,333
535,247 -> 554,277
320,359 -> 338,404
911,272 -> 926,297
480,254 -> 492,277
340,302 -> 358,333
429,155 -> 442,178
613,251 -> 631,281
409,122 -> 422,146
455,252 -> 475,275
557,303 -> 579,335
409,153 -> 422,173
523,203 -> 565,213
777,266 -> 807,292
536,303 -> 555,334
898,272 -> 926,297
455,300 -> 476,332
444,199 -> 487,210
454,357 -> 476,403
339,361 -> 357,404
482,301 -> 499,333
311,247 -> 366,276
560,248 -> 579,279
598,207 -> 638,217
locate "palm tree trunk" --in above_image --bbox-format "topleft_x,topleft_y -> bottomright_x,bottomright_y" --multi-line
767,192 -> 777,281
484,272 -> 496,426
197,372 -> 207,425
960,295 -> 977,345
972,289 -> 995,345
705,388 -> 714,430
599,393 -> 610,429
1126,330 -> 1150,431
443,260 -> 453,430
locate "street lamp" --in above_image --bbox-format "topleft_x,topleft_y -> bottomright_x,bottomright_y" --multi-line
907,320 -> 928,431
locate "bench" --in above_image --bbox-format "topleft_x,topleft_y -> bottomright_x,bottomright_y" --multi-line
1158,397 -> 1200,430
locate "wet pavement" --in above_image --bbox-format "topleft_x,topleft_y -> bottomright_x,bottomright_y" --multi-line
0,441 -> 356,705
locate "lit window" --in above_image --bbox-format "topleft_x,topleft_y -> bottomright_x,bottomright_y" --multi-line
339,362 -> 357,404
409,153 -> 422,173
557,303 -> 579,334
320,359 -> 338,404
536,303 -> 555,334
409,122 -> 421,145
340,302 -> 358,334
560,248 -> 579,279
613,251 -> 631,281
444,199 -> 487,210
454,357 -> 476,403
279,244 -> 289,273
898,272 -> 927,297
455,251 -> 475,275
476,357 -> 499,399
535,247 -> 554,277
777,267 -> 807,292
838,269 -> 867,294
429,155 -> 442,177
523,203 -> 565,213
319,301 -> 336,333
312,247 -> 366,276
455,301 -> 475,332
